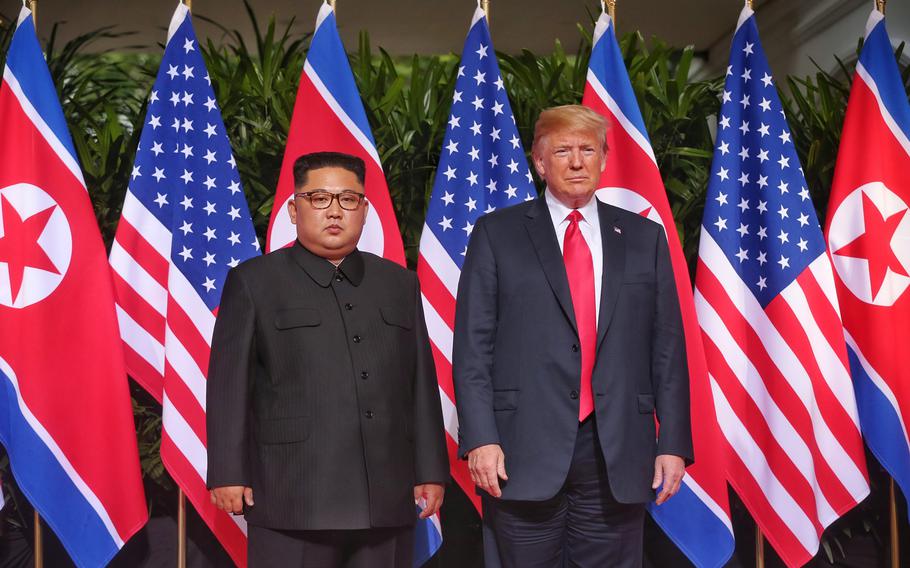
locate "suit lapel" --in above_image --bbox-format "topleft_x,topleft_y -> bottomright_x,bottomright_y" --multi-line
596,201 -> 625,350
524,196 -> 577,333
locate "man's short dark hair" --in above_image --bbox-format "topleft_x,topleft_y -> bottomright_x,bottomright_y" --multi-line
293,152 -> 366,188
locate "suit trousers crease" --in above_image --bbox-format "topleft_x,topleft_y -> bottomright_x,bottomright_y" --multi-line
483,417 -> 646,568
248,524 -> 415,568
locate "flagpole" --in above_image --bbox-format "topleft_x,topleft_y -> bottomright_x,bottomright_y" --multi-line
755,526 -> 764,568
34,511 -> 43,568
481,0 -> 490,26
25,2 -> 46,563
875,0 -> 886,14
606,0 -> 616,25
890,478 -> 899,568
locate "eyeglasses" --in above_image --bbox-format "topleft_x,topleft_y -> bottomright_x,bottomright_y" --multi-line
295,190 -> 366,210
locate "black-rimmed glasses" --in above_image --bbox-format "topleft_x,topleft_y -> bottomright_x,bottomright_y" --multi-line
295,190 -> 366,210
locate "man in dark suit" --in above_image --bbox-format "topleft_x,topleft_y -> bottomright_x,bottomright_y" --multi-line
453,105 -> 692,567
206,151 -> 448,568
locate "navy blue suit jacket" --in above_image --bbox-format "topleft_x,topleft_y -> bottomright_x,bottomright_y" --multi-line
452,195 -> 692,504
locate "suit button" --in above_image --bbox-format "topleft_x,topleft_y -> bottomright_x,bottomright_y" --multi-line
353,335 -> 362,343
345,303 -> 354,310
364,411 -> 374,419
361,371 -> 369,380
570,390 -> 579,399
571,344 -> 579,353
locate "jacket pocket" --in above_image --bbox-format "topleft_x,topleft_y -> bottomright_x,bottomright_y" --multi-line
380,306 -> 413,330
274,308 -> 321,330
493,389 -> 519,411
257,416 -> 311,444
637,394 -> 656,414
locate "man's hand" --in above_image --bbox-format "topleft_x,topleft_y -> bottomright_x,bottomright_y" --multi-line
652,455 -> 685,505
210,486 -> 253,514
414,483 -> 445,519
467,444 -> 508,498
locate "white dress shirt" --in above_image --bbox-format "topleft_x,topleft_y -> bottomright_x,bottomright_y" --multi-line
545,190 -> 603,323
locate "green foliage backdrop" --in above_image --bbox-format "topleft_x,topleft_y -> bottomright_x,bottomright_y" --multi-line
1,2 -> 909,563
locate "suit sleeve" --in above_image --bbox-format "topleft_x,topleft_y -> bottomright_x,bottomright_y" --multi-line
651,227 -> 694,463
412,276 -> 450,485
452,217 -> 501,459
206,267 -> 256,488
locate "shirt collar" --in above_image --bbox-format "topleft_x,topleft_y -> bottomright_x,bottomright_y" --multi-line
544,189 -> 600,225
290,240 -> 364,287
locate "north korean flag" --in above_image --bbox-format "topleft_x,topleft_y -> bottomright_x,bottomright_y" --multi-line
825,8 -> 910,515
0,7 -> 147,567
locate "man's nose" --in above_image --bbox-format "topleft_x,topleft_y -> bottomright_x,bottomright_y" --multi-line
568,150 -> 584,168
326,199 -> 344,217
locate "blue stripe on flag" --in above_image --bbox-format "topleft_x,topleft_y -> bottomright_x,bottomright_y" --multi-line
3,13 -> 80,167
648,483 -> 734,568
848,345 -> 910,521
860,18 -> 910,146
0,365 -> 119,568
306,10 -> 377,148
588,19 -> 651,145
412,506 -> 443,567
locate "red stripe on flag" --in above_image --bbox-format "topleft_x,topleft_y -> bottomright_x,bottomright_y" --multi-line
166,296 -> 212,377
796,271 -> 852,373
430,343 -> 455,403
112,272 -> 165,341
162,363 -> 208,447
417,256 -> 456,325
114,224 -> 169,285
122,344 -> 164,403
161,432 -> 247,568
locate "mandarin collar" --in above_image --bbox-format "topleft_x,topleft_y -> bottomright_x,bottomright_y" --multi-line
290,241 -> 364,287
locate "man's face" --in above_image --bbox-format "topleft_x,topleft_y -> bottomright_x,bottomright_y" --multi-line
532,129 -> 606,209
287,166 -> 368,262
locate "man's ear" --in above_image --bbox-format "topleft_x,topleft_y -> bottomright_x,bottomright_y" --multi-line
532,152 -> 545,178
287,199 -> 298,225
361,200 -> 370,226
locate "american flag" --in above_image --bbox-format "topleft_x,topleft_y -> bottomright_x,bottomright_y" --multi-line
109,4 -> 259,566
694,6 -> 869,566
416,5 -> 537,513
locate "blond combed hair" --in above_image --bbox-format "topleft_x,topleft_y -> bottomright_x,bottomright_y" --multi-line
532,105 -> 610,154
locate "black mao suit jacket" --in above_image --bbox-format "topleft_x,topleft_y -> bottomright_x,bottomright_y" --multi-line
453,195 -> 692,504
206,242 -> 448,530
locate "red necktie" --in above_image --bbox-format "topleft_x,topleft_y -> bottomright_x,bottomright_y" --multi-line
563,210 -> 596,421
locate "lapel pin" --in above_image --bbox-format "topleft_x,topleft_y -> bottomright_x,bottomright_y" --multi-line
614,226 -> 622,234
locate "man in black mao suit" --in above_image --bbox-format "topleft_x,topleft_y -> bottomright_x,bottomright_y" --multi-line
206,152 -> 448,568
453,105 -> 692,567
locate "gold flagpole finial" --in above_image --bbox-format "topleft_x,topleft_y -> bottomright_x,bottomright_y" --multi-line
182,0 -> 191,11
746,0 -> 753,9
328,0 -> 336,9
26,0 -> 37,25
875,0 -> 886,14
607,0 -> 616,23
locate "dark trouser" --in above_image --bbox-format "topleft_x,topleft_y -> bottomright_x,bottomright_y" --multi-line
248,525 -> 414,568
483,417 -> 646,568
